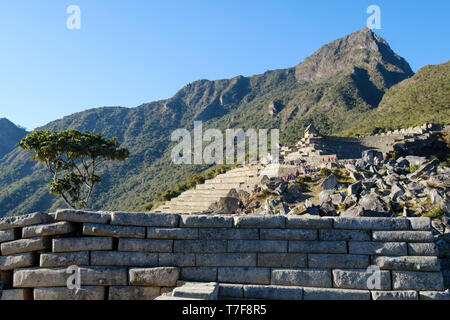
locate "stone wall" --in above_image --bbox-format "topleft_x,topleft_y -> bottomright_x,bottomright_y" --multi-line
0,210 -> 448,300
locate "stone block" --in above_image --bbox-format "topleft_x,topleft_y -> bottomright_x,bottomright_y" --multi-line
308,254 -> 369,268
260,229 -> 317,240
180,267 -> 217,282
0,252 -> 35,271
55,209 -> 110,224
172,282 -> 219,300
286,216 -> 333,229
372,231 -> 434,242
219,284 -> 243,298
319,229 -> 370,241
408,217 -> 431,230
196,254 -> 256,267
108,286 -> 161,300
40,252 -> 89,268
118,238 -> 172,252
53,237 -> 113,253
129,267 -> 179,286
34,286 -> 105,300
407,243 -> 438,256
147,227 -> 198,240
333,217 -> 410,230
332,269 -> 391,290
289,241 -> 347,253
1,237 -> 50,255
83,223 -> 145,238
233,216 -> 286,229
174,240 -> 226,253
227,240 -> 287,253
303,287 -> 370,300
79,266 -> 128,286
257,253 -> 307,268
348,241 -> 407,256
374,256 -> 441,272
22,222 -> 75,238
371,290 -> 418,300
419,291 -> 450,300
392,271 -> 444,291
91,251 -> 158,267
243,285 -> 303,300
111,212 -> 179,227
198,228 -> 258,240
0,229 -> 17,243
0,289 -> 32,300
271,268 -> 331,287
159,253 -> 195,267
0,212 -> 51,231
218,267 -> 270,284
13,268 -> 70,287
180,215 -> 233,228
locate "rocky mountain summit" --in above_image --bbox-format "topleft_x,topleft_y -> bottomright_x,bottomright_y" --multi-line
0,118 -> 27,159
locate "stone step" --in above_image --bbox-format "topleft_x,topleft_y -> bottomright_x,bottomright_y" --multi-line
206,177 -> 255,184
172,282 -> 219,300
215,171 -> 259,179
196,183 -> 242,190
165,200 -> 216,208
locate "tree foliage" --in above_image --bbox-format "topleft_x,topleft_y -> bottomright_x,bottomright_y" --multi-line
18,130 -> 129,208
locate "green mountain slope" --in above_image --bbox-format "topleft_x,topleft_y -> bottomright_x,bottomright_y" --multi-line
0,28 -> 416,217
0,118 -> 28,159
344,61 -> 450,136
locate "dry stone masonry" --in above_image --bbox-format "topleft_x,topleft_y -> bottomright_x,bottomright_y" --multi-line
0,210 -> 448,300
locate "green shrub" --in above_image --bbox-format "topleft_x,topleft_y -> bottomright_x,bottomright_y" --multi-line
421,207 -> 444,218
406,165 -> 420,174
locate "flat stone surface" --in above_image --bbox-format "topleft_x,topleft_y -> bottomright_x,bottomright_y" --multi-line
319,229 -> 371,241
181,215 -> 233,228
219,284 -> 244,298
243,285 -> 303,300
83,223 -> 145,238
227,240 -> 287,253
371,290 -> 418,300
198,228 -> 258,240
303,287 -> 370,300
332,269 -> 391,290
285,216 -> 333,229
55,209 -> 110,224
289,241 -> 347,253
40,252 -> 89,267
333,217 -> 410,230
111,212 -> 179,227
0,229 -> 17,243
372,231 -> 434,242
392,271 -> 444,291
147,227 -> 198,240
159,253 -> 195,267
22,221 -> 75,238
34,286 -> 105,300
271,268 -> 332,287
91,251 -> 158,267
218,267 -> 270,285
108,286 -> 161,300
408,218 -> 431,230
180,267 -> 217,282
260,229 -> 317,240
129,267 -> 179,286
0,252 -> 35,271
0,212 -> 50,231
172,282 -> 219,300
0,289 -> 32,300
53,237 -> 113,252
257,253 -> 307,268
308,254 -> 370,269
348,241 -> 407,256
233,216 -> 286,229
1,237 -> 50,255
374,256 -> 441,272
174,240 -> 227,253
407,243 -> 439,256
118,238 -> 172,252
196,253 -> 256,267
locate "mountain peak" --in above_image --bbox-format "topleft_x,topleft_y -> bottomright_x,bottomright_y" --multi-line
295,28 -> 414,85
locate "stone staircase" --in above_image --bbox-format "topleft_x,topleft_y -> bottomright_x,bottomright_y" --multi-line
154,165 -> 263,214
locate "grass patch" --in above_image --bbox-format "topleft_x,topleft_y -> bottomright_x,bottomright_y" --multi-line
405,165 -> 420,174
421,207 -> 445,218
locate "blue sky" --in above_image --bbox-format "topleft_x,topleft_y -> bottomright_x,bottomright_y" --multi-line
0,0 -> 449,130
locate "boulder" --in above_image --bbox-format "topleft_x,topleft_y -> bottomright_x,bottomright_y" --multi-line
330,193 -> 345,206
358,194 -> 386,216
319,201 -> 337,216
390,183 -> 405,201
347,182 -> 362,196
362,150 -> 383,164
405,156 -> 427,166
262,177 -> 288,195
408,159 -> 439,180
321,174 -> 338,190
209,197 -> 240,214
440,198 -> 450,215
341,204 -> 364,217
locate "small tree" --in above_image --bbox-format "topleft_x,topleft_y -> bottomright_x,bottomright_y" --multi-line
18,130 -> 129,209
